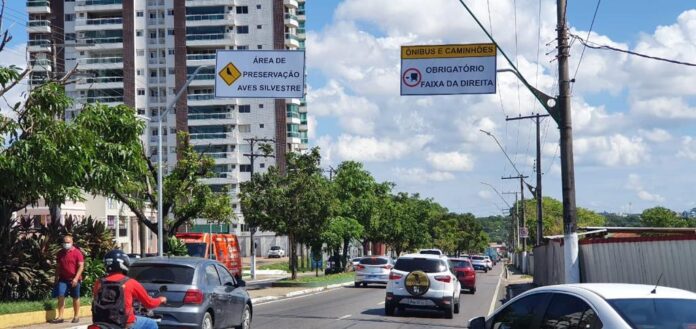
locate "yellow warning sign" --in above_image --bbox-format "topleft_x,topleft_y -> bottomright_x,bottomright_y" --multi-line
219,63 -> 241,86
401,43 -> 496,59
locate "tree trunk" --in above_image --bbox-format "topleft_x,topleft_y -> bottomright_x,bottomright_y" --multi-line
140,220 -> 148,257
342,237 -> 350,270
289,234 -> 297,280
49,203 -> 61,225
300,243 -> 305,272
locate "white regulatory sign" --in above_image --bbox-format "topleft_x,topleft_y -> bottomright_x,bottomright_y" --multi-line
400,43 -> 497,95
215,50 -> 305,98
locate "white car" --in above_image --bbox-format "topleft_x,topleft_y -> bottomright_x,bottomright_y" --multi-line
385,254 -> 461,318
419,248 -> 444,256
354,256 -> 392,287
470,255 -> 488,272
483,256 -> 493,269
468,283 -> 696,329
267,246 -> 285,258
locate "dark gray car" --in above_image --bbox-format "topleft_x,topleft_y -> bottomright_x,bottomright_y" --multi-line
129,257 -> 252,329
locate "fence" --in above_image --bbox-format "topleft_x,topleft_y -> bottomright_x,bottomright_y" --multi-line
533,240 -> 565,286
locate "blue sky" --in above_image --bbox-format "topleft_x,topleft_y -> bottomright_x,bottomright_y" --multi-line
4,1 -> 696,216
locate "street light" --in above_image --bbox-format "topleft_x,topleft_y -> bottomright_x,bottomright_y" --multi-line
157,64 -> 214,257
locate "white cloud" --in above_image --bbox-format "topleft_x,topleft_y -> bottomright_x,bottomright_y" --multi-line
426,151 -> 474,172
639,128 -> 673,143
306,80 -> 379,135
306,115 -> 318,139
0,43 -> 28,117
394,167 -> 455,184
631,97 -> 696,121
677,136 -> 696,160
626,174 -> 665,202
322,134 -> 432,163
478,190 -> 493,199
575,134 -> 649,167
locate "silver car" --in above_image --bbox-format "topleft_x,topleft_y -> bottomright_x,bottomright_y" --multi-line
469,283 -> 696,329
130,257 -> 252,329
354,256 -> 393,287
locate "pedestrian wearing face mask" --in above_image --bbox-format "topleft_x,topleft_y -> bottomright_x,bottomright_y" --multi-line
50,234 -> 85,324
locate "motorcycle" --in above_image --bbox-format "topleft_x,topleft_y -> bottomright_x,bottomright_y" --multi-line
88,285 -> 166,329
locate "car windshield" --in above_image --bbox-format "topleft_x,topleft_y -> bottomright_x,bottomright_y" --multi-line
359,257 -> 389,265
472,256 -> 484,260
450,260 -> 471,268
609,298 -> 696,329
185,242 -> 207,258
419,250 -> 441,255
395,258 -> 447,273
270,246 -> 280,250
129,264 -> 196,284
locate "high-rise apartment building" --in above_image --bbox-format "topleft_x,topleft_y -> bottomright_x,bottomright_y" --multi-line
26,0 -> 308,232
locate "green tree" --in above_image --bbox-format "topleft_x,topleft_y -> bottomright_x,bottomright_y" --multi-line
640,206 -> 684,227
378,193 -> 433,256
321,216 -> 364,269
240,148 -> 333,279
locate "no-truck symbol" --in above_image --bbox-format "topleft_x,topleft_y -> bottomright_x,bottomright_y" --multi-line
402,68 -> 421,87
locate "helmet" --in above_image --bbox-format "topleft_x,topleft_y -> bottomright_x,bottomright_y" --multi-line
104,249 -> 131,274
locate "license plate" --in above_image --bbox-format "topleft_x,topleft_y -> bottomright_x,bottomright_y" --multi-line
401,298 -> 433,306
368,275 -> 379,279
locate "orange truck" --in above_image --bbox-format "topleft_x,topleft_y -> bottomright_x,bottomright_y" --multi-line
175,233 -> 243,279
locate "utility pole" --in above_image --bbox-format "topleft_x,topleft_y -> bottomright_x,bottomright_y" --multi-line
502,191 -> 519,251
506,113 -> 549,246
504,175 -> 529,273
557,0 -> 580,283
324,166 -> 336,181
243,137 -> 275,280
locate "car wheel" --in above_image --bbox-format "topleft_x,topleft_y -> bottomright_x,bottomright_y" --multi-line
201,312 -> 213,329
454,296 -> 460,314
235,304 -> 251,329
470,287 -> 477,294
385,302 -> 395,316
354,282 -> 361,288
444,300 -> 454,319
362,282 -> 368,287
397,305 -> 405,314
484,268 -> 488,273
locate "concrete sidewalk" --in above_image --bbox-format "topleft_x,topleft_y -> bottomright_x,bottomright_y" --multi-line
501,263 -> 535,304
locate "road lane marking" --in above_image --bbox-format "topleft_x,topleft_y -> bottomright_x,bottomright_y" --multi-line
488,266 -> 505,315
338,314 -> 352,320
377,301 -> 385,305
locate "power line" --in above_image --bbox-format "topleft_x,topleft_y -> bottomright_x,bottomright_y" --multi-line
571,0 -> 602,93
570,33 -> 696,67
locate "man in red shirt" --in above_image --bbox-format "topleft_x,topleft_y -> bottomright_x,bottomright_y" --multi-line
93,250 -> 166,329
51,234 -> 84,324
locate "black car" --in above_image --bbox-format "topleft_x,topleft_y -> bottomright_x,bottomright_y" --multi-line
129,257 -> 252,329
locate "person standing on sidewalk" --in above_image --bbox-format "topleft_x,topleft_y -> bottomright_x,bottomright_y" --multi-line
50,234 -> 85,324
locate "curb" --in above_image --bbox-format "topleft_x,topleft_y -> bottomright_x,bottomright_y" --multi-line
252,281 -> 352,305
0,306 -> 92,329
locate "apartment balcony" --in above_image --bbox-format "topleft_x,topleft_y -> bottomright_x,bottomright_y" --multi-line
211,153 -> 240,165
147,76 -> 168,85
146,0 -> 164,7
27,20 -> 51,33
78,95 -> 124,106
189,132 -> 238,146
75,0 -> 123,13
186,53 -> 216,66
76,36 -> 124,51
185,0 -> 235,7
284,0 -> 299,9
75,17 -> 123,32
186,33 -> 233,47
284,33 -> 300,48
78,56 -> 124,70
284,14 -> 299,28
29,58 -> 52,71
27,0 -> 50,14
299,103 -> 307,113
187,93 -> 231,106
27,39 -> 51,53
200,175 -> 238,186
185,13 -> 234,27
297,27 -> 305,39
188,112 -> 236,126
189,73 -> 216,87
300,123 -> 308,131
147,18 -> 165,26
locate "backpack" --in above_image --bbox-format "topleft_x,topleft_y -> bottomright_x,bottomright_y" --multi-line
92,277 -> 130,327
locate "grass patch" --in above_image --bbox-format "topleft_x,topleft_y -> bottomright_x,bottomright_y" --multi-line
279,272 -> 353,284
254,262 -> 313,273
521,274 -> 533,279
0,297 -> 92,315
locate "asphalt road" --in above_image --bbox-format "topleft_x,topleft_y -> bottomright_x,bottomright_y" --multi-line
252,264 -> 505,329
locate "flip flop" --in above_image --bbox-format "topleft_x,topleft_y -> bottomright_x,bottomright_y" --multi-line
71,318 -> 79,323
49,318 -> 64,324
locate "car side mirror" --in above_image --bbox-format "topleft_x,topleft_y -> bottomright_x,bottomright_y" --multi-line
224,281 -> 234,287
469,316 -> 486,329
236,279 -> 246,288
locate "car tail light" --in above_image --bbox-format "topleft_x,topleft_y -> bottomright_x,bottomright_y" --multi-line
88,325 -> 101,329
435,275 -> 451,283
356,265 -> 365,271
183,289 -> 204,304
389,272 -> 402,280
381,264 -> 393,270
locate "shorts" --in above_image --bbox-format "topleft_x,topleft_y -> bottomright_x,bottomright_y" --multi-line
53,280 -> 81,298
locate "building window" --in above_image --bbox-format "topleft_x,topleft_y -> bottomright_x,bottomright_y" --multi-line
168,9 -> 174,16
136,11 -> 144,17
257,45 -> 263,49
168,68 -> 175,75
168,48 -> 175,55
168,29 -> 175,36
257,25 -> 262,29
236,6 -> 249,14
136,30 -> 143,37
259,124 -> 264,128
107,198 -> 116,209
236,26 -> 249,34
259,104 -> 264,108
136,69 -> 144,75
137,50 -> 145,56
65,14 -> 75,21
137,89 -> 145,96
257,4 -> 261,9
238,124 -> 251,133
240,165 -> 252,172
260,163 -> 265,168
65,33 -> 76,41
107,215 -> 115,228
238,105 -> 251,113
237,45 -> 248,50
